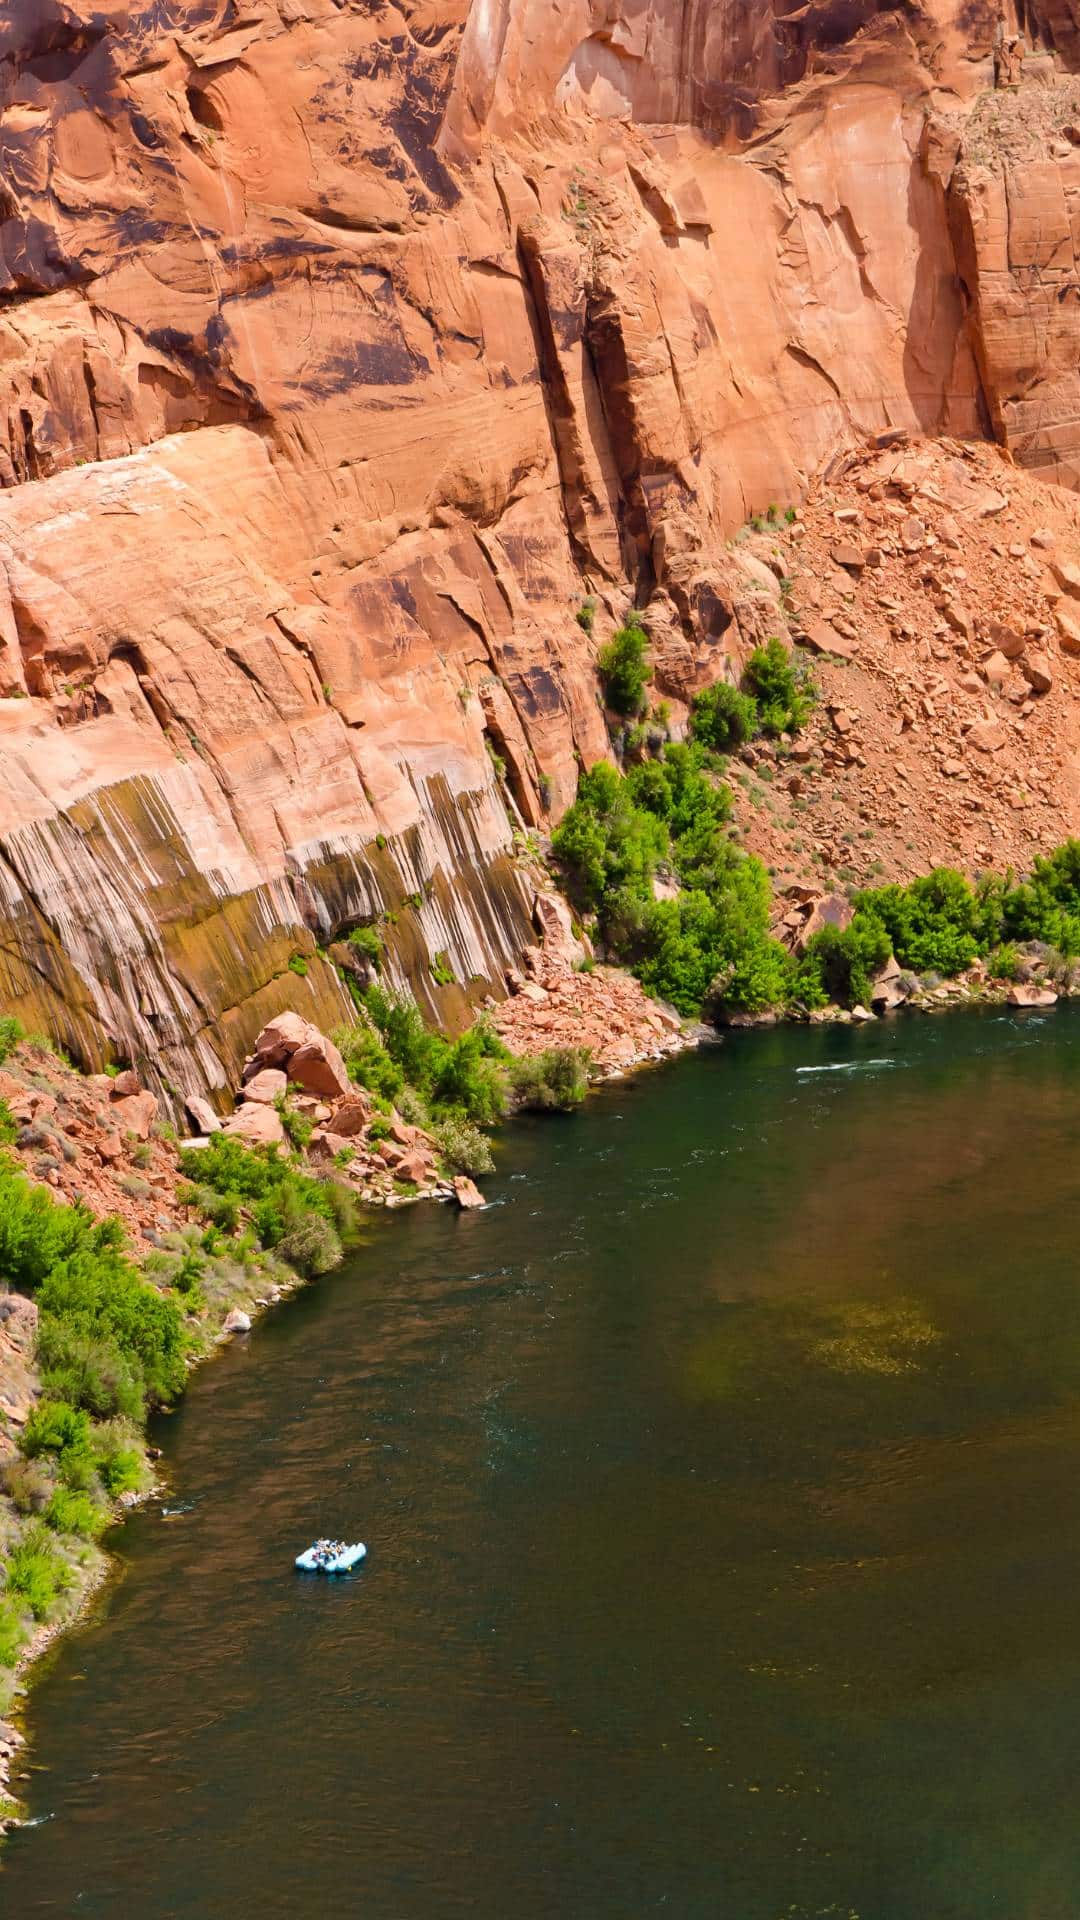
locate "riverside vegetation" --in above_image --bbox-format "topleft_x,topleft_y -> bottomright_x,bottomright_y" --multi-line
555,631 -> 1080,1018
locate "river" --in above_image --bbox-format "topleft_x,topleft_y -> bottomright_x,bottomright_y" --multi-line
5,1007 -> 1080,1917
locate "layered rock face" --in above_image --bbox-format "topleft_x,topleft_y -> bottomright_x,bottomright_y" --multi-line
2,0 -> 1079,1100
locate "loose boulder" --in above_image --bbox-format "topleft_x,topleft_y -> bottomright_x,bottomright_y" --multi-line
249,1012 -> 311,1068
289,1035 -> 350,1101
453,1176 -> 487,1210
870,956 -> 908,1011
241,1067 -> 288,1106
330,1093 -> 373,1137
185,1095 -> 221,1136
1007,983 -> 1058,1007
223,1103 -> 286,1146
111,1089 -> 158,1140
1021,651 -> 1053,694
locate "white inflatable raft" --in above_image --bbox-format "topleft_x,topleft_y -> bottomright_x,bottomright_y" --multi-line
295,1540 -> 367,1574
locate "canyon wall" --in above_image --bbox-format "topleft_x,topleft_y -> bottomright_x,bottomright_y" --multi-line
2,0 -> 1080,1103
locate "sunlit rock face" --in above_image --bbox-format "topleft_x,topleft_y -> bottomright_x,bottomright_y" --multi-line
0,0 -> 1076,1096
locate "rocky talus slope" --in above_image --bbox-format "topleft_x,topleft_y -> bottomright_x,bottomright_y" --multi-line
6,2 -> 1080,1103
729,439 -> 1080,900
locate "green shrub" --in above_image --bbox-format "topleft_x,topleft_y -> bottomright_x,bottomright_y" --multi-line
0,1016 -> 23,1066
275,1212 -> 342,1278
44,1488 -> 107,1539
287,954 -> 308,977
856,869 -> 977,975
0,1599 -> 27,1667
794,919 -> 892,1010
576,597 -> 597,635
96,1442 -> 144,1499
359,987 -> 510,1126
37,1322 -> 144,1422
430,951 -> 455,987
20,1399 -> 91,1461
510,1047 -> 591,1111
743,638 -> 815,735
598,615 -> 651,717
348,925 -> 382,970
36,1247 -> 187,1408
274,1099 -> 314,1153
553,760 -> 668,909
3,1457 -> 52,1516
0,1165 -> 101,1295
4,1521 -> 72,1621
333,1021 -> 403,1103
430,1112 -> 495,1176
690,681 -> 758,752
989,942 -> 1023,981
0,1098 -> 15,1147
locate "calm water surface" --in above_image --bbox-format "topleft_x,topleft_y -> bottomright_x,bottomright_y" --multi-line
5,1008 -> 1080,1918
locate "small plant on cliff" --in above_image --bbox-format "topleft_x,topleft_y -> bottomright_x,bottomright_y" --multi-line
430,951 -> 455,988
287,954 -> 309,978
0,1016 -> 22,1066
598,614 -> 651,717
348,924 -> 383,970
576,597 -> 597,635
690,681 -> 758,753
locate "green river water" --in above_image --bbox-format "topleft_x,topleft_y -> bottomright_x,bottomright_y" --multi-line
4,1006 -> 1080,1918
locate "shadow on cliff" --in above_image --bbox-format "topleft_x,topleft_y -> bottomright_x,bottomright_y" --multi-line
902,133 -> 989,435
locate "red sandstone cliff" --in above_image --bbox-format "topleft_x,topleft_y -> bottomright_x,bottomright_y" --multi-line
2,0 -> 1080,1100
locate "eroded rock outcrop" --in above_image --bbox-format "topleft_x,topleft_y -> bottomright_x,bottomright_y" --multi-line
3,0 -> 1080,1094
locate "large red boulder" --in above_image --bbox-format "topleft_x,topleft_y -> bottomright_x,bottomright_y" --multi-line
289,1036 -> 350,1101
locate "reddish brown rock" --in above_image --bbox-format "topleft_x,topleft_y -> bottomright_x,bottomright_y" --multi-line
109,1071 -> 142,1101
968,719 -> 1007,754
241,1069 -> 288,1107
1054,604 -> 1080,655
330,1095 -> 374,1138
1007,984 -> 1058,1007
186,1096 -> 221,1137
289,1038 -> 351,1103
223,1104 -> 286,1148
1022,652 -> 1053,694
110,1091 -> 158,1141
453,1177 -> 487,1211
250,1016 -> 312,1072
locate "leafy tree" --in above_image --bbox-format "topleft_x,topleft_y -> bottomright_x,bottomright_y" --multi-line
690,681 -> 758,751
743,637 -> 815,735
598,615 -> 651,716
